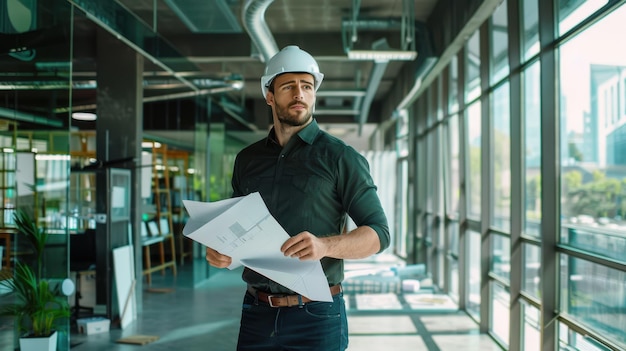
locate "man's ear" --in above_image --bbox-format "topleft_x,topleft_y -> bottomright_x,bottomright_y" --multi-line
265,92 -> 274,105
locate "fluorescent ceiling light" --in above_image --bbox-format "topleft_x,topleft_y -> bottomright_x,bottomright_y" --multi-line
347,50 -> 417,62
72,112 -> 97,121
142,141 -> 162,148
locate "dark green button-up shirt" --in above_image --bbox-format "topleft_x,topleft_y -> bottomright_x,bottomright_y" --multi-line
231,119 -> 390,294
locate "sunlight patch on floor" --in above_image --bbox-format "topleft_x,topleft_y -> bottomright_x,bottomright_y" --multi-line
347,335 -> 426,350
348,315 -> 417,334
354,293 -> 403,310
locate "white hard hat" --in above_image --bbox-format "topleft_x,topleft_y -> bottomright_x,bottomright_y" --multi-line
260,45 -> 324,97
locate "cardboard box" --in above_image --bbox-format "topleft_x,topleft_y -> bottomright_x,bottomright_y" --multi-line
76,317 -> 110,335
69,270 -> 96,308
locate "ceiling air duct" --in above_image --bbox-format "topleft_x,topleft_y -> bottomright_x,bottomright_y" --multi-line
242,0 -> 278,63
164,0 -> 242,33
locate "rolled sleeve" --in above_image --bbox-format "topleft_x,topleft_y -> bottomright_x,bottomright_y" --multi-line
338,148 -> 390,253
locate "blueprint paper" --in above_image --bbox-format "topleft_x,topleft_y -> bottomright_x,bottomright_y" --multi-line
182,192 -> 332,302
240,257 -> 331,302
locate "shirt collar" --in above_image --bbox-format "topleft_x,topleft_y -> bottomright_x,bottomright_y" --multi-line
297,118 -> 320,145
265,118 -> 320,146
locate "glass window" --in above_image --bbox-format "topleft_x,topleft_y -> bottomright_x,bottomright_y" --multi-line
416,100 -> 427,135
522,302 -> 541,351
491,83 -> 511,231
447,223 -> 459,303
522,243 -> 541,299
491,234 -> 510,282
449,56 -> 459,114
0,153 -> 17,226
446,114 -> 461,217
448,254 -> 459,302
427,87 -> 436,128
449,219 -> 459,257
491,282 -> 510,346
426,130 -> 436,212
562,226 -> 625,263
559,321 -> 614,351
523,61 -> 542,238
436,223 -> 445,287
560,254 -> 626,349
467,229 -> 481,319
558,0 -> 609,36
465,31 -> 481,102
559,5 -> 626,239
466,101 -> 482,219
623,76 -> 626,115
435,76 -> 444,122
396,109 -> 409,158
521,0 -> 539,61
396,159 -> 409,258
490,0 -> 509,84
396,136 -> 409,159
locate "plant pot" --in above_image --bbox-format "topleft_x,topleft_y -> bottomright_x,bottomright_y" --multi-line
19,330 -> 58,351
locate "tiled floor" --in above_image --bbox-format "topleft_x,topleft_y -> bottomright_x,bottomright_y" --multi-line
1,258 -> 504,351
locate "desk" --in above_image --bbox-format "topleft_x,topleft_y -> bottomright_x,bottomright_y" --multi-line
0,228 -> 17,270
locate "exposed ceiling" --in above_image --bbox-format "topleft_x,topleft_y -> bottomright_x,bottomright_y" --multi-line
0,0 -> 440,150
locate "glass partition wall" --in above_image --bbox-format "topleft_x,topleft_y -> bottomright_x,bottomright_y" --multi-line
0,2 -> 239,349
401,1 -> 626,350
0,0 -> 74,349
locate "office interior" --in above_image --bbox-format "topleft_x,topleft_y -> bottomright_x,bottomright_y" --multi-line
0,0 -> 625,350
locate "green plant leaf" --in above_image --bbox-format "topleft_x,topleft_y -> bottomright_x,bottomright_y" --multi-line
0,210 -> 70,337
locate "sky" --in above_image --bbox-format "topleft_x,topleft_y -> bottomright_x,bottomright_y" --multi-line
560,1 -> 626,133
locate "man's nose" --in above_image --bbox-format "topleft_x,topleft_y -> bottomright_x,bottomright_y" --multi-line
293,86 -> 304,99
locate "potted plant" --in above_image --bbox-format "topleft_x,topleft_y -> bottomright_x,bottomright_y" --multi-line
0,209 -> 70,351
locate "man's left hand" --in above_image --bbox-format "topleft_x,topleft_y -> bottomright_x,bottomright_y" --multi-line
281,232 -> 328,260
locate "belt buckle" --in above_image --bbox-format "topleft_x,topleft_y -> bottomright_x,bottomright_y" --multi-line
267,295 -> 279,307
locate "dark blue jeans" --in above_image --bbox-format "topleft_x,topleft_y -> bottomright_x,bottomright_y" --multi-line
236,291 -> 348,350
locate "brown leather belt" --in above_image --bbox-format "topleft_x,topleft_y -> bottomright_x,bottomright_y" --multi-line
248,284 -> 342,307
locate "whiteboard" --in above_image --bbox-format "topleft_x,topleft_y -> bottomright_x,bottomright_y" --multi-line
16,152 -> 35,196
113,245 -> 136,329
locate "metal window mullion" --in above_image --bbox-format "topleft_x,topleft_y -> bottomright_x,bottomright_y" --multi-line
426,87 -> 437,279
508,0 -> 523,349
434,123 -> 445,287
479,19 -> 492,334
435,78 -> 446,288
557,244 -> 626,272
440,65 -> 448,294
558,313 -> 626,351
407,103 -> 418,263
538,0 -> 558,350
414,102 -> 427,264
457,47 -> 469,311
520,291 -> 541,309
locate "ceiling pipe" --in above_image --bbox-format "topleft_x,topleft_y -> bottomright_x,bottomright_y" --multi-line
0,107 -> 63,127
142,86 -> 238,103
395,22 -> 437,111
357,60 -> 388,135
242,0 -> 279,63
69,0 -> 200,92
55,86 -> 238,113
241,0 -> 385,134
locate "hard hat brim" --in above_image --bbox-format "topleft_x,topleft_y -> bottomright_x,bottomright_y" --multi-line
261,71 -> 324,98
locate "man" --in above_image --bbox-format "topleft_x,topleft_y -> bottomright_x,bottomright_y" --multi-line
205,45 -> 390,351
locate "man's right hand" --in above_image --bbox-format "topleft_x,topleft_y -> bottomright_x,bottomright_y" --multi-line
205,247 -> 232,268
